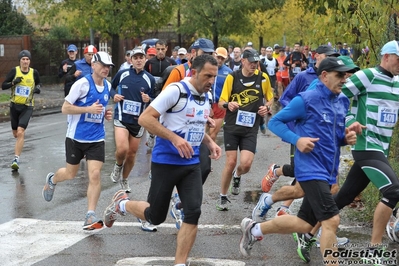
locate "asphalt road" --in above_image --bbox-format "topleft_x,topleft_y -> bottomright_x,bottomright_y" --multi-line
0,112 -> 396,266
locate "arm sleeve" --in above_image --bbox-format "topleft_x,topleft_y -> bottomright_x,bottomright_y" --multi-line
65,64 -> 77,84
58,60 -> 66,78
283,55 -> 291,67
34,69 -> 41,86
110,72 -> 121,98
341,71 -> 365,127
268,95 -> 307,145
1,68 -> 16,90
279,75 -> 301,107
219,74 -> 234,102
261,73 -> 273,101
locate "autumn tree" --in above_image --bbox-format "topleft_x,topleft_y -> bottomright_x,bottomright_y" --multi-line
28,0 -> 178,75
178,0 -> 285,48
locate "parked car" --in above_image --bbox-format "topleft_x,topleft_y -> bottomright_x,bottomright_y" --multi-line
141,38 -> 159,53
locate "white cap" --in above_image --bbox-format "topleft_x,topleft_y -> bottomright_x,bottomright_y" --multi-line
92,51 -> 114,66
247,42 -> 253,47
178,48 -> 187,55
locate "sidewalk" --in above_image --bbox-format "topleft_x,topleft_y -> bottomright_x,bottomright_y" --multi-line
0,84 -> 65,123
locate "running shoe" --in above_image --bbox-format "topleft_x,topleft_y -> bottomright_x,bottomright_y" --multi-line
315,228 -> 349,248
252,193 -> 272,222
261,164 -> 280,193
361,248 -> 389,266
170,193 -> 184,229
296,233 -> 316,263
275,206 -> 291,217
146,134 -> 155,149
230,170 -> 241,195
42,172 -> 56,202
239,217 -> 263,257
11,158 -> 19,170
137,218 -> 157,232
103,190 -> 129,228
110,163 -> 123,183
120,178 -> 131,193
259,123 -> 266,135
216,195 -> 231,211
83,212 -> 103,230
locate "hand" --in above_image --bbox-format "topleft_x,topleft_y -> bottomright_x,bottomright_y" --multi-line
141,91 -> 150,103
90,100 -> 104,114
63,63 -> 68,72
13,77 -> 23,85
345,128 -> 357,145
33,85 -> 41,94
113,94 -> 124,102
227,101 -> 240,112
207,117 -> 215,128
105,108 -> 113,121
171,135 -> 194,159
257,105 -> 269,117
74,70 -> 82,78
346,122 -> 366,135
296,137 -> 319,153
208,143 -> 222,160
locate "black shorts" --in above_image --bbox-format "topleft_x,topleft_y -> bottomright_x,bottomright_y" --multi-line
297,180 -> 339,227
144,162 -> 203,225
10,102 -> 33,130
113,119 -> 144,138
223,130 -> 257,153
65,138 -> 105,165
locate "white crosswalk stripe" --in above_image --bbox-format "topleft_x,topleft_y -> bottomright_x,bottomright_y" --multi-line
0,218 -> 244,266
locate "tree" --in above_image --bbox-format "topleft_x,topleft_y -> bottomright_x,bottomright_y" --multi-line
0,0 -> 34,35
28,0 -> 178,75
178,0 -> 285,47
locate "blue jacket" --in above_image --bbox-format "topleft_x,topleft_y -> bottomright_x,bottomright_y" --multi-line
279,67 -> 318,132
74,58 -> 92,80
269,80 -> 349,184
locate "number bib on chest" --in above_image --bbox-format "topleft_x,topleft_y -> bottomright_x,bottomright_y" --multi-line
122,100 -> 141,116
377,106 -> 398,128
292,67 -> 301,74
85,107 -> 105,123
267,68 -> 275,76
185,126 -> 205,146
15,85 -> 31,97
236,110 -> 256,127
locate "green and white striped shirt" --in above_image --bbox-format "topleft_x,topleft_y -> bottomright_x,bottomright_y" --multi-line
342,67 -> 399,156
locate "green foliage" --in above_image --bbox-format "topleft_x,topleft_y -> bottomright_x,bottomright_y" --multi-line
179,0 -> 284,47
0,0 -> 35,35
47,25 -> 73,40
0,93 -> 10,103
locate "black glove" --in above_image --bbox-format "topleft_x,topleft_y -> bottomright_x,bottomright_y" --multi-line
13,77 -> 23,85
33,85 -> 41,94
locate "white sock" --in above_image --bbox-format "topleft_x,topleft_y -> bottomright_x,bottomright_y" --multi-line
265,194 -> 274,206
119,199 -> 128,214
174,264 -> 186,266
251,223 -> 263,237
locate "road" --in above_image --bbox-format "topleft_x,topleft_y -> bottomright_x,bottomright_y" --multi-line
0,112 -> 396,266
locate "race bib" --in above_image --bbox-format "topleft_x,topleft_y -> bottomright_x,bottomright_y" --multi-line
377,106 -> 398,128
236,110 -> 256,127
292,67 -> 301,74
122,100 -> 141,116
185,127 -> 205,146
15,85 -> 31,97
267,68 -> 275,76
84,107 -> 105,123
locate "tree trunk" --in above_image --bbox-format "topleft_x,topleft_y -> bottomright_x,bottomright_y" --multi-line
111,33 -> 120,77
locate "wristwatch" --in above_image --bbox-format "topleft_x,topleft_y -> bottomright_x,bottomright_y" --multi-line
223,102 -> 229,109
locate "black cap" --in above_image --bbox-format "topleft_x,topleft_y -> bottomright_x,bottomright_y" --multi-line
19,50 -> 31,60
315,45 -> 340,57
242,48 -> 260,62
317,57 -> 353,75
